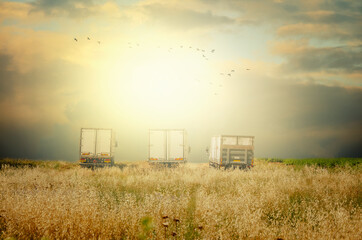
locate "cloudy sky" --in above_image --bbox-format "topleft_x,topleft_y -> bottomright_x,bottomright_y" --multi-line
0,0 -> 361,162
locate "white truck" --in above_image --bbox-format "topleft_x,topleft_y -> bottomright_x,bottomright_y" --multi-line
148,129 -> 189,167
79,128 -> 115,168
209,135 -> 254,169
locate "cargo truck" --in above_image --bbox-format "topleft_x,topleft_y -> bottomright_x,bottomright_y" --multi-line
148,129 -> 189,167
209,135 -> 254,169
79,128 -> 115,168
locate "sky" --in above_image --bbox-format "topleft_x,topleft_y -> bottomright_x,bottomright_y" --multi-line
0,0 -> 361,162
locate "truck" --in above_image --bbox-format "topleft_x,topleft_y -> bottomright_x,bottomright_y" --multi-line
148,129 -> 189,167
79,128 -> 115,168
208,135 -> 254,169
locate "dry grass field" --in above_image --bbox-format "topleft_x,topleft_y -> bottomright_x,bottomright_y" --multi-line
0,159 -> 361,240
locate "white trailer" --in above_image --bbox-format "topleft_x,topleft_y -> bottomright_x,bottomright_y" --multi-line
79,128 -> 115,168
148,129 -> 188,166
209,135 -> 254,169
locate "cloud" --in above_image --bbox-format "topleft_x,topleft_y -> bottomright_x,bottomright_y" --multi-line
0,26 -> 77,73
272,40 -> 362,74
0,123 -> 79,160
0,1 -> 31,22
243,81 -> 362,158
0,0 -> 361,160
1,68 -> 361,160
142,4 -> 233,30
118,1 -> 235,31
277,23 -> 351,40
29,0 -> 98,18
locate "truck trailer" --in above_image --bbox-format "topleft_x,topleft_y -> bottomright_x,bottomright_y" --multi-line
148,129 -> 188,167
209,135 -> 254,169
79,128 -> 115,168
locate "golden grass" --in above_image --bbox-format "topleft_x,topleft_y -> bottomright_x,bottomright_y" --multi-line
0,160 -> 361,239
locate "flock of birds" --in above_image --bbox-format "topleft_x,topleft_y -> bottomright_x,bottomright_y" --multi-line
73,36 -> 251,96
74,37 -> 101,45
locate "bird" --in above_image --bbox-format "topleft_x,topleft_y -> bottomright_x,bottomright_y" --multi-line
87,37 -> 90,40
246,68 -> 250,70
74,38 -> 78,42
202,55 -> 206,58
189,46 -> 192,49
97,41 -> 100,44
211,49 -> 215,53
202,49 -> 205,52
196,48 -> 200,51
231,70 -> 235,72
228,73 -> 231,76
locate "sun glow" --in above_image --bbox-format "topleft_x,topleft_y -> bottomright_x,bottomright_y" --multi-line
105,46 -> 215,113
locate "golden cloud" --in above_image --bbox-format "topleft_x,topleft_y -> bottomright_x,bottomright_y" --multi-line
277,23 -> 348,38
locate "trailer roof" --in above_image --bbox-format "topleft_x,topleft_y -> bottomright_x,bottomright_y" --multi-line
149,129 -> 186,131
81,128 -> 112,130
213,135 -> 255,138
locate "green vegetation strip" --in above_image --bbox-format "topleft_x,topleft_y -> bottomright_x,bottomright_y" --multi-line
260,158 -> 361,168
0,158 -> 76,170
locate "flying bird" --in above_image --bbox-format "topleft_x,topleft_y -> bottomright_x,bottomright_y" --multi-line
74,38 -> 78,42
228,73 -> 231,76
98,41 -> 101,44
211,49 -> 215,53
87,37 -> 90,40
246,68 -> 250,70
231,70 -> 235,72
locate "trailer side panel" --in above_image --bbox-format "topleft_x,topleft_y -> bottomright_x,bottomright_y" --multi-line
149,130 -> 167,161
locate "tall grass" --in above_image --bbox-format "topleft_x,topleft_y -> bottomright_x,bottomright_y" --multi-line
0,160 -> 361,239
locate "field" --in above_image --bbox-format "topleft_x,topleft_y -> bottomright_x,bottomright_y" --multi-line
0,159 -> 361,239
